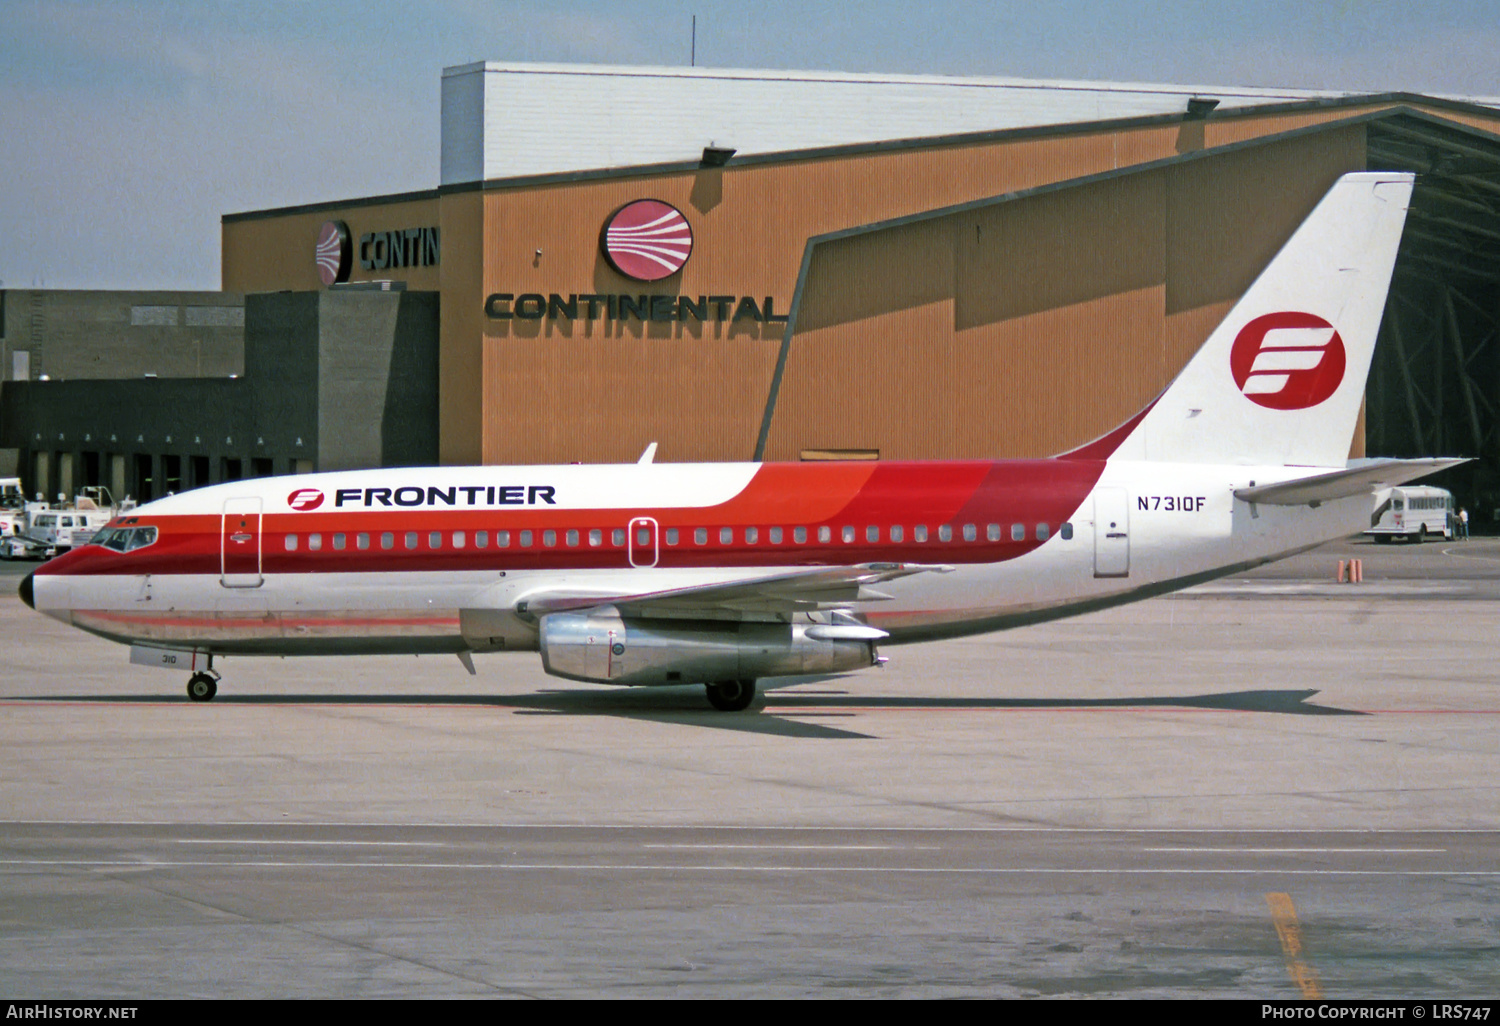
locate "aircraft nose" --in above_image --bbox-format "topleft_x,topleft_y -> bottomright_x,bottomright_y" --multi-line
19,572 -> 34,610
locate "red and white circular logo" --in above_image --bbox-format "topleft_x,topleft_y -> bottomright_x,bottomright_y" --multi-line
287,488 -> 325,511
1229,312 -> 1346,410
600,200 -> 693,281
315,221 -> 352,286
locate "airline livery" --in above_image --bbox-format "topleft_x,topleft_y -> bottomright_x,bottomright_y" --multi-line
20,173 -> 1461,710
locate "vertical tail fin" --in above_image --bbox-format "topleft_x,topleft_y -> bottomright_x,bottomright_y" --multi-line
1091,172 -> 1413,467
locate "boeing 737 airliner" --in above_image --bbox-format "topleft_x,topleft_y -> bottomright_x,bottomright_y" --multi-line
20,173 -> 1461,709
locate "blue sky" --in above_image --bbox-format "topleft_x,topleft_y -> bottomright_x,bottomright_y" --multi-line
3,0 -> 1497,290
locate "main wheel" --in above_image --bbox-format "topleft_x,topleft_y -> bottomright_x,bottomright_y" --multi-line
705,679 -> 756,712
187,673 -> 218,702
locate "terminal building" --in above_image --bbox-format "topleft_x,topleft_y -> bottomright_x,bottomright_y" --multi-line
4,63 -> 1500,513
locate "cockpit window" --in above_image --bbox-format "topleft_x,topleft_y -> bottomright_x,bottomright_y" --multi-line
93,527 -> 127,551
92,526 -> 158,552
125,527 -> 158,550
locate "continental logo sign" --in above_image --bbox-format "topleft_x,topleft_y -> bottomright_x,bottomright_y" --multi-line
600,200 -> 693,281
484,293 -> 787,324
359,227 -> 440,272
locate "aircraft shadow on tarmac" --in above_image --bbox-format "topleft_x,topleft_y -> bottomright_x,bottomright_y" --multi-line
12,682 -> 1362,740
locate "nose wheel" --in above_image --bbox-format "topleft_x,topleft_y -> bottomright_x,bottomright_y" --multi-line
705,678 -> 756,712
187,672 -> 219,702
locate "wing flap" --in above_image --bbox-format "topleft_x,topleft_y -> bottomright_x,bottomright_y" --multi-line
516,563 -> 953,620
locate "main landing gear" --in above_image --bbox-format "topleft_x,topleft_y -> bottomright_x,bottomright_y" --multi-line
705,678 -> 757,712
187,667 -> 221,702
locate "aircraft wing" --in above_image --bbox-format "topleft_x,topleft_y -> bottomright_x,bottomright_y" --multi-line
515,563 -> 954,619
1234,458 -> 1468,507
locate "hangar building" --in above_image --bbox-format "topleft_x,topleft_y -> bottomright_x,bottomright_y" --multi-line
7,63 -> 1500,513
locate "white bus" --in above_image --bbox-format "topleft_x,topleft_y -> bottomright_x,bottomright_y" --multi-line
1367,485 -> 1454,543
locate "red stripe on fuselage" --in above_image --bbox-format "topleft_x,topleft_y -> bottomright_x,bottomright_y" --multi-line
37,459 -> 1107,577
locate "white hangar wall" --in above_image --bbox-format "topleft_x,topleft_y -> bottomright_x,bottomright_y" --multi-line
440,61 -> 1354,185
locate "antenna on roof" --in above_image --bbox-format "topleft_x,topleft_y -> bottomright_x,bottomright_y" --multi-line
691,15 -> 696,66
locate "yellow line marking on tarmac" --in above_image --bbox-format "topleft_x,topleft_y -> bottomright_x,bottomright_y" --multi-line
1266,892 -> 1324,1000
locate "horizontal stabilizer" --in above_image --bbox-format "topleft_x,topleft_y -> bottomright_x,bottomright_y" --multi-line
1234,458 -> 1468,507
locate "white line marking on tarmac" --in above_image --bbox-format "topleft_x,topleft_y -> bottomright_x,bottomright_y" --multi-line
1144,847 -> 1448,854
0,860 -> 1491,876
6,821 -> 1498,834
173,839 -> 448,847
642,844 -> 934,851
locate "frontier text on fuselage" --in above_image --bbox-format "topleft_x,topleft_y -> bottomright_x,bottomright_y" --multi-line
333,485 -> 557,508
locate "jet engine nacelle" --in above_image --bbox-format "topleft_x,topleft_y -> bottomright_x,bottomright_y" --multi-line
538,608 -> 883,686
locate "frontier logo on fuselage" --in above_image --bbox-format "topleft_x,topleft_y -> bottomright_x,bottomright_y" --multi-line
1229,312 -> 1346,410
287,488 -> 325,511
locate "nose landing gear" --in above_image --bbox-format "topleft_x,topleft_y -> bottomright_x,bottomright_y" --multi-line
187,670 -> 220,702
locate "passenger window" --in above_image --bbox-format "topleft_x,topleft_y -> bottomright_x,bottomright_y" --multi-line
519,530 -> 533,547
453,531 -> 465,548
475,530 -> 488,549
963,524 -> 976,542
746,527 -> 759,544
694,527 -> 708,545
891,525 -> 904,543
770,527 -> 783,544
794,526 -> 807,544
866,525 -> 879,543
938,525 -> 952,542
285,534 -> 298,551
663,528 -> 677,546
309,533 -> 322,552
381,532 -> 394,550
720,527 -> 733,544
818,526 -> 831,543
1036,523 -> 1049,541
566,529 -> 579,547
405,531 -> 418,550
495,530 -> 508,547
1061,522 -> 1074,540
987,524 -> 1001,542
612,528 -> 626,546
542,530 -> 556,547
842,526 -> 855,543
429,531 -> 442,549
334,533 -> 347,550
915,525 -> 928,543
590,529 -> 604,546
356,533 -> 369,550
1011,523 -> 1025,541
637,527 -> 650,546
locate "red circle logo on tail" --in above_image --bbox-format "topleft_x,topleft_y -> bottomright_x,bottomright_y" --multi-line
600,200 -> 693,281
1229,312 -> 1346,410
287,488 -> 324,511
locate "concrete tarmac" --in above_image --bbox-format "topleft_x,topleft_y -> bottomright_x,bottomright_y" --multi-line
1,536 -> 1497,997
